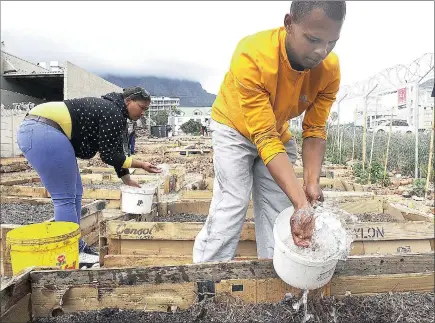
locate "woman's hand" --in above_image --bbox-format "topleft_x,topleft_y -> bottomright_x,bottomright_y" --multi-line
290,204 -> 315,248
141,162 -> 162,174
121,175 -> 141,188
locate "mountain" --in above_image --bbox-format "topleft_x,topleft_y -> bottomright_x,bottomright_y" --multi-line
102,75 -> 217,107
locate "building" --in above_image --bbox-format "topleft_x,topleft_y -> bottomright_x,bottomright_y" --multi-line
352,81 -> 434,131
168,106 -> 211,135
1,46 -> 122,157
150,96 -> 180,112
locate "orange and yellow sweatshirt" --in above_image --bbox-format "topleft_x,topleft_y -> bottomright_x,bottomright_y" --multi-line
212,27 -> 340,165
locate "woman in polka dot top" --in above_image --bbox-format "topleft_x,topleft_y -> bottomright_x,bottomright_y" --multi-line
16,86 -> 161,268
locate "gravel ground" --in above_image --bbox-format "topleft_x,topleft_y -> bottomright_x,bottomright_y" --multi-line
156,213 -> 253,222
19,182 -> 121,190
356,212 -> 399,222
83,183 -> 122,190
33,292 -> 434,323
1,202 -> 54,224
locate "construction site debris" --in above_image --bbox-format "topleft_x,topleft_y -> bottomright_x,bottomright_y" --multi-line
33,292 -> 434,323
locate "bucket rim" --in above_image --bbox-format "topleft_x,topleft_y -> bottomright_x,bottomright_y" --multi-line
6,222 -> 81,246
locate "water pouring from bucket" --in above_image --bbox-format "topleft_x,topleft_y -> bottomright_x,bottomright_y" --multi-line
273,204 -> 353,290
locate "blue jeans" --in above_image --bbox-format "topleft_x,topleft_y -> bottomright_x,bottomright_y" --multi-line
17,119 -> 86,251
128,133 -> 136,154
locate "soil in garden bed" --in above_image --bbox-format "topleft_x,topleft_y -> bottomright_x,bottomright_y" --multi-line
355,212 -> 399,222
1,202 -> 54,224
155,213 -> 253,222
33,292 -> 434,323
20,182 -> 122,190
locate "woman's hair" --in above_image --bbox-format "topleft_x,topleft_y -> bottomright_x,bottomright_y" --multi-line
122,86 -> 151,102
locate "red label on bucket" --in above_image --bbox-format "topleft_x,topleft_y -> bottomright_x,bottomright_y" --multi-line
56,255 -> 66,266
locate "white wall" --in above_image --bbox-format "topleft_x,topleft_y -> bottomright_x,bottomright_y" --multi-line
1,110 -> 26,157
64,62 -> 121,99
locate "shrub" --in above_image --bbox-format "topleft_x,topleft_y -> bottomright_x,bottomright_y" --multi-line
181,119 -> 201,135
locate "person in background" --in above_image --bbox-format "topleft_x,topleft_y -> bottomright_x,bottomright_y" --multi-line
193,1 -> 346,263
127,119 -> 137,155
16,86 -> 162,268
202,118 -> 209,136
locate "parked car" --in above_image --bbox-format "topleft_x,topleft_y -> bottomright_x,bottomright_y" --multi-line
372,119 -> 414,134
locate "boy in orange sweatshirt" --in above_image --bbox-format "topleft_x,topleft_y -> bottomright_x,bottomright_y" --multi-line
193,1 -> 346,262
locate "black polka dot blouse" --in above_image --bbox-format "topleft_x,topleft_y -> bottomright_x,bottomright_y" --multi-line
64,92 -> 130,178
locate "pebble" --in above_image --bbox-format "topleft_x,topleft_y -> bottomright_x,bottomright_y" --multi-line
1,203 -> 54,225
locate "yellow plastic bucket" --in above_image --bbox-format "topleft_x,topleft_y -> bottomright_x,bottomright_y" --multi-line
6,222 -> 80,276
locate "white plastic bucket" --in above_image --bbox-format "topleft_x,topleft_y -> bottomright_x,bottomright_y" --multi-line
120,184 -> 156,214
273,207 -> 339,290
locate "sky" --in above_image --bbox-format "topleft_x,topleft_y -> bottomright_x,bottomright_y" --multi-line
1,1 -> 434,120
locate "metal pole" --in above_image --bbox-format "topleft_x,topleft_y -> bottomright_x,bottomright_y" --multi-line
368,97 -> 379,176
414,82 -> 419,178
362,85 -> 378,171
335,94 -> 347,156
352,109 -> 357,160
415,66 -> 434,178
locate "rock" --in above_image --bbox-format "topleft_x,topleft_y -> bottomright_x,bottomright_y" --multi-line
402,191 -> 412,198
400,179 -> 412,186
395,174 -> 402,179
425,200 -> 434,207
391,179 -> 401,188
412,195 -> 424,201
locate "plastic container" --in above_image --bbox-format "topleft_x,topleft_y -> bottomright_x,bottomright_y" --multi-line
120,184 -> 156,214
272,207 -> 340,290
6,222 -> 80,276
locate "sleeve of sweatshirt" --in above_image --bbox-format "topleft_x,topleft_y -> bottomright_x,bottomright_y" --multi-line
302,61 -> 341,140
231,52 -> 286,165
98,111 -> 132,178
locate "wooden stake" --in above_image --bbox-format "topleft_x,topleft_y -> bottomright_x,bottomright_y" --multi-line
383,107 -> 395,181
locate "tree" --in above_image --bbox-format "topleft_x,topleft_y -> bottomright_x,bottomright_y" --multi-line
153,111 -> 169,125
180,119 -> 201,135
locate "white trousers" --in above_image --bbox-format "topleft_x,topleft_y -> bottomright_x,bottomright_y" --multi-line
193,120 -> 297,262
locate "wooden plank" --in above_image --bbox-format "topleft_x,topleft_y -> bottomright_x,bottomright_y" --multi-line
106,199 -> 121,209
330,272 -> 434,296
0,178 -> 32,186
362,240 -> 432,255
30,254 -> 434,287
0,185 -> 48,198
82,188 -> 120,200
31,282 -> 196,317
81,200 -> 107,218
1,224 -> 21,277
103,255 -> 258,268
342,180 -> 354,192
0,196 -> 53,204
116,240 -> 256,258
339,199 -> 383,214
349,221 -> 434,241
107,220 -> 434,242
383,201 -> 406,222
391,203 -> 434,222
0,293 -> 31,323
216,278 -> 328,304
0,267 -> 32,315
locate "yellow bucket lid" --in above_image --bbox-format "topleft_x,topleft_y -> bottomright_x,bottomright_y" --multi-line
6,222 -> 80,246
